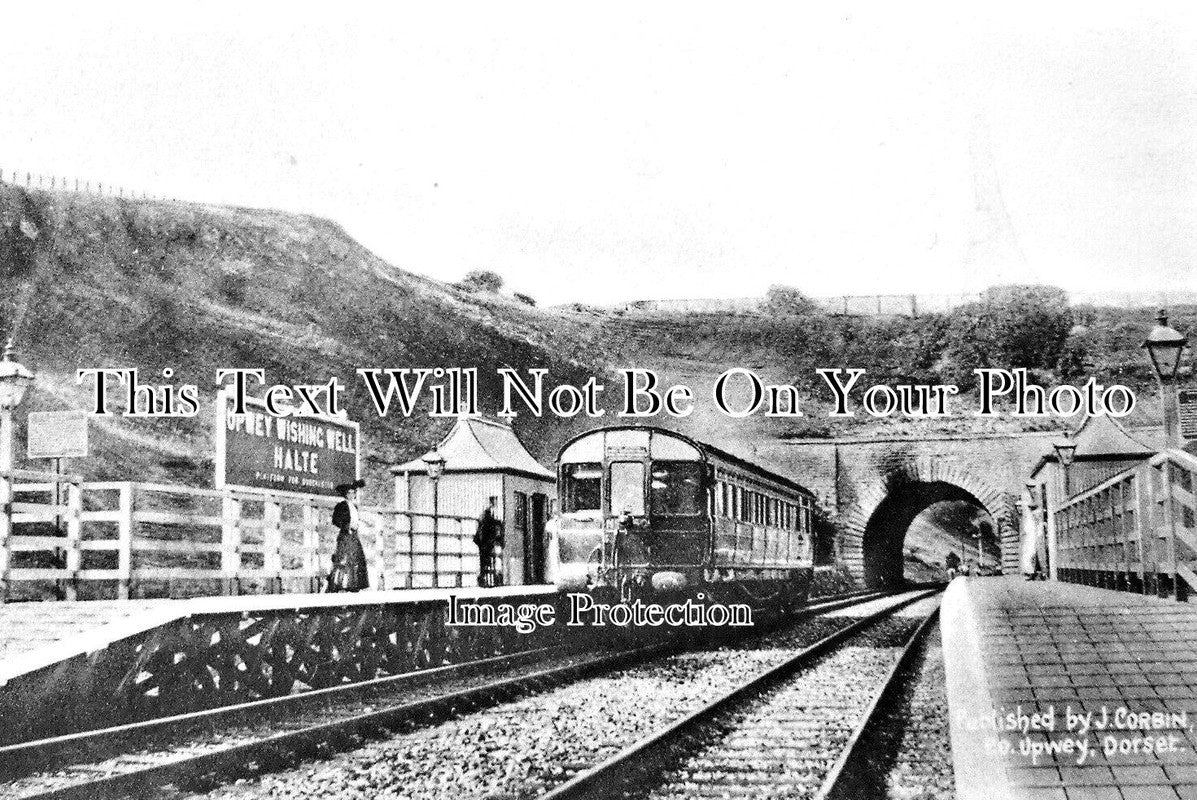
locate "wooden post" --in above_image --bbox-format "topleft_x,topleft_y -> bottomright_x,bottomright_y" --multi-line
1129,472 -> 1143,593
406,512 -> 416,588
1135,462 -> 1153,595
457,519 -> 465,587
372,511 -> 387,590
1163,460 -> 1180,599
117,482 -> 134,600
302,502 -> 318,593
0,472 -> 11,603
64,479 -> 82,600
221,492 -> 241,595
51,458 -> 63,537
264,497 -> 282,594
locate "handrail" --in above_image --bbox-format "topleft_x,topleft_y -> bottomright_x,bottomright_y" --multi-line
1050,446 -> 1197,601
1054,448 -> 1197,511
0,476 -> 486,602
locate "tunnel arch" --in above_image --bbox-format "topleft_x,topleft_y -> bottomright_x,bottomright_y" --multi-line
838,457 -> 1014,587
861,481 -> 989,586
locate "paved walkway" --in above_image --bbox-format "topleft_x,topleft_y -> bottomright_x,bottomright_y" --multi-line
0,599 -> 178,663
944,577 -> 1197,800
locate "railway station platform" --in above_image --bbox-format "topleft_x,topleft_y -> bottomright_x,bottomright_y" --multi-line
944,576 -> 1197,800
0,598 -> 176,665
0,585 -> 560,745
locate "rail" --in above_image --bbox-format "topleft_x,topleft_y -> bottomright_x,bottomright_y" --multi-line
0,470 -> 480,601
1052,448 -> 1197,599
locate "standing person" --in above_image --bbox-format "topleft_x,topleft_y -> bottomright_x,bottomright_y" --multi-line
945,550 -> 961,580
474,496 -> 504,587
328,479 -> 369,592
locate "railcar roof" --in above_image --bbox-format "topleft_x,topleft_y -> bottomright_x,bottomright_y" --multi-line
559,425 -> 815,499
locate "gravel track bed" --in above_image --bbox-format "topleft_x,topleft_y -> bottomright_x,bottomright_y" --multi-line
828,621 -> 955,800
172,604 -> 912,800
0,648 -> 609,799
642,616 -> 923,800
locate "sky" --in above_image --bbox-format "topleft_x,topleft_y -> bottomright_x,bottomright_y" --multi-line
1,3 -> 1195,305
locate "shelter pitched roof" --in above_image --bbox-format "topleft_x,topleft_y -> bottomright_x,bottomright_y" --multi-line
1029,415 -> 1160,478
1071,414 -> 1159,458
391,418 -> 553,480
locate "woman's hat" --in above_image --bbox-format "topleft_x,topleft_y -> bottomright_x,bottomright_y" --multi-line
335,478 -> 367,494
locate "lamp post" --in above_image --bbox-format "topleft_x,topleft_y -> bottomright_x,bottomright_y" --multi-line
1141,309 -> 1188,448
422,448 -> 445,588
1025,479 -> 1052,579
0,339 -> 34,474
1053,437 -> 1077,499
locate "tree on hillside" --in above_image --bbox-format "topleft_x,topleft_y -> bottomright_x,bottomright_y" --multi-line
938,284 -> 1073,388
764,284 -> 820,316
457,269 -> 504,293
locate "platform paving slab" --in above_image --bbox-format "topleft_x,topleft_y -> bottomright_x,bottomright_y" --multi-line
945,576 -> 1197,800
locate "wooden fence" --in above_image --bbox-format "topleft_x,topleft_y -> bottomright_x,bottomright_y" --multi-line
0,469 -> 480,602
0,168 -> 179,202
1053,448 -> 1197,600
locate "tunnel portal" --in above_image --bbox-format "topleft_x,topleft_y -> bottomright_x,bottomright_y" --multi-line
861,479 -> 996,588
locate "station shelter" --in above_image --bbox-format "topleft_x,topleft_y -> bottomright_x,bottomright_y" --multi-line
1025,414 -> 1160,579
392,418 -> 556,586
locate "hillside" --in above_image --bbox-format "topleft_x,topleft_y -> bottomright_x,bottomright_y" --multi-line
0,184 -> 610,495
582,303 -> 1184,463
0,184 -> 1185,499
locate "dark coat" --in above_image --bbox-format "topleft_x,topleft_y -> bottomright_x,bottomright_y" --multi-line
474,508 -> 504,549
329,500 -> 369,592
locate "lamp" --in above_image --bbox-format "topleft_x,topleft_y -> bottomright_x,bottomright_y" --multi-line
1141,309 -> 1188,382
1142,309 -> 1189,447
1053,439 -> 1077,467
0,339 -> 33,473
0,339 -> 34,411
1053,437 -> 1076,498
421,448 -> 445,481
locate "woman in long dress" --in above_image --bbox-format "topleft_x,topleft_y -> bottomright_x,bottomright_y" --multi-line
329,479 -> 369,592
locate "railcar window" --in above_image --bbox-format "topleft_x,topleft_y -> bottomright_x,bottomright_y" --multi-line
562,463 -> 602,512
610,461 -> 646,516
650,461 -> 704,515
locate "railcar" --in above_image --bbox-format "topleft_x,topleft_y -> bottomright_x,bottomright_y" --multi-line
553,426 -> 815,608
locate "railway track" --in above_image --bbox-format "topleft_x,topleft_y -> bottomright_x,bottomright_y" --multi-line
0,589 -> 888,800
542,588 -> 941,800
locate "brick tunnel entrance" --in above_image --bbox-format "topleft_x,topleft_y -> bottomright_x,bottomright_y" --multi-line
861,480 -> 996,588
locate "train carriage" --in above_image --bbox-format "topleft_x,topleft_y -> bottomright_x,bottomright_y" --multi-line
554,426 -> 815,608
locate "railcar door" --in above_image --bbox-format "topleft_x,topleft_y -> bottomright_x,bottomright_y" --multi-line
646,460 -> 709,568
529,493 -> 547,583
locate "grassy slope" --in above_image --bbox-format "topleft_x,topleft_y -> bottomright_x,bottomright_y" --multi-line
0,184 -> 1180,500
0,185 -> 608,496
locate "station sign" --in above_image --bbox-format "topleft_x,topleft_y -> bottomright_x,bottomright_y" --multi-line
215,391 -> 360,496
27,411 -> 89,459
1180,389 -> 1197,440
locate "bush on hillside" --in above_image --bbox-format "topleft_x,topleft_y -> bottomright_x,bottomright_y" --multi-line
457,269 -> 504,293
938,284 -> 1073,389
764,284 -> 820,316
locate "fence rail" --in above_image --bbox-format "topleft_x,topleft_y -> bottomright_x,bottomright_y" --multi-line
1053,448 -> 1197,600
0,168 -> 179,202
0,471 -> 480,602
